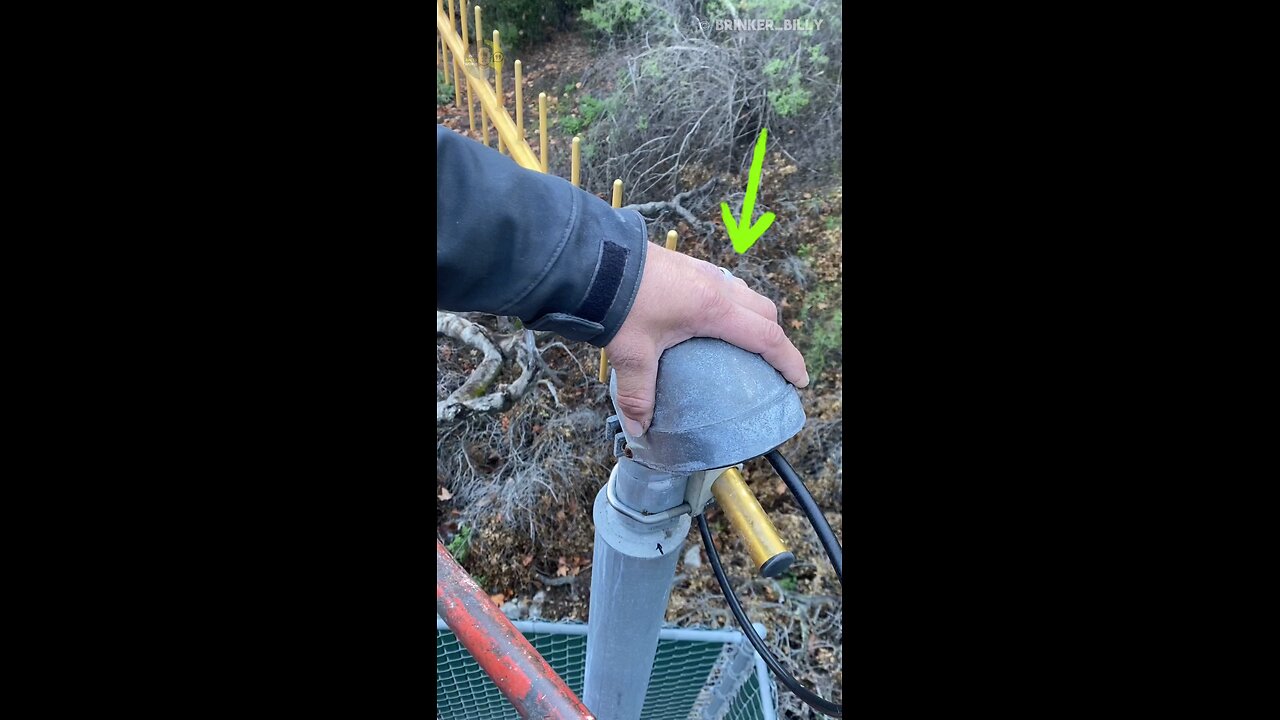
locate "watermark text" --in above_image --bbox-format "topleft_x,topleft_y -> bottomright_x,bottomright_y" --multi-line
703,18 -> 826,32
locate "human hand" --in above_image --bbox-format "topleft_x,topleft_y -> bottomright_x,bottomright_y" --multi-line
604,244 -> 809,437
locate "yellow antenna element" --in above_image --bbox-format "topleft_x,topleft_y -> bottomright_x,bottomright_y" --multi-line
475,6 -> 488,146
539,92 -> 549,173
494,30 -> 504,155
571,136 -> 581,187
599,179 -> 624,383
438,4 -> 539,170
514,60 -> 524,141
460,2 -> 475,134
439,1 -> 451,84
448,0 -> 461,106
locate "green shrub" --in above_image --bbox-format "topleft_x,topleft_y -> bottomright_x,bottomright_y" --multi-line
446,524 -> 474,562
800,283 -> 842,384
768,76 -> 812,118
741,0 -> 803,22
760,56 -> 813,118
437,69 -> 455,106
582,0 -> 651,34
560,93 -> 609,136
485,0 -> 593,52
579,95 -> 608,125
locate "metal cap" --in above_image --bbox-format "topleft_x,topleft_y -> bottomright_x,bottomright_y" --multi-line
610,338 -> 806,473
760,551 -> 796,578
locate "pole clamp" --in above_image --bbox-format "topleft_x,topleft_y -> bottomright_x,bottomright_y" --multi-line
685,465 -> 740,517
603,463 -> 741,524
605,473 -> 690,524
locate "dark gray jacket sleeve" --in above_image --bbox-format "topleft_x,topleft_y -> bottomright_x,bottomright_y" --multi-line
436,125 -> 648,348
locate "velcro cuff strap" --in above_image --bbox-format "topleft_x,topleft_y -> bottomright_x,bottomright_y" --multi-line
577,241 -> 628,323
527,313 -> 605,342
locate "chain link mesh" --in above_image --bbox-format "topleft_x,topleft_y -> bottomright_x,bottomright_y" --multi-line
436,624 -> 772,720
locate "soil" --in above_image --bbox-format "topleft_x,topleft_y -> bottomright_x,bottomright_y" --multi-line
438,27 -> 842,717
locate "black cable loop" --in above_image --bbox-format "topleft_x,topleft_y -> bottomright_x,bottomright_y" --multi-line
766,450 -> 841,581
699,449 -> 843,717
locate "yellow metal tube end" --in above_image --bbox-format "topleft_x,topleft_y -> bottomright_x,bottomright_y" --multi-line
710,468 -> 794,578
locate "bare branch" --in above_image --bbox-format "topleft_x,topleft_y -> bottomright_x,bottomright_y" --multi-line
437,312 -> 541,424
620,177 -> 721,234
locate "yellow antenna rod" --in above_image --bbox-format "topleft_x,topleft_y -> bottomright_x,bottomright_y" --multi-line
539,92 -> 549,173
436,4 -> 442,73
475,6 -> 488,147
449,0 -> 462,107
440,6 -> 539,169
438,1 -> 451,85
666,230 -> 678,251
598,178 -> 624,383
459,1 -> 475,135
494,30 -> 504,155
514,60 -> 524,142
457,2 -> 468,58
571,136 -> 581,187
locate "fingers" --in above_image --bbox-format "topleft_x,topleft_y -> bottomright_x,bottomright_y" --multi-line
699,300 -> 809,388
726,280 -> 779,323
607,342 -> 661,437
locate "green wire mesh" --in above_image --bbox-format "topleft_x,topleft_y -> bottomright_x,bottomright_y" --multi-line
436,625 -> 771,720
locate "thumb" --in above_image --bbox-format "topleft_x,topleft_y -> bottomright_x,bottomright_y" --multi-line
609,344 -> 660,438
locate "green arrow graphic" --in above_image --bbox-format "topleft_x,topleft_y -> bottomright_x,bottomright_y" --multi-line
721,127 -> 776,254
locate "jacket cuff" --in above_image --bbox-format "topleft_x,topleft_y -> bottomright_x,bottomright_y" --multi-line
527,208 -> 648,347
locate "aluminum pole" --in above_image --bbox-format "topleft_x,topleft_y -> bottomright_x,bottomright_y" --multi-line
583,458 -> 691,720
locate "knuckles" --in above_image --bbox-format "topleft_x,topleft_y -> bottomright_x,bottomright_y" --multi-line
695,280 -> 720,307
760,319 -> 788,348
612,389 -> 654,420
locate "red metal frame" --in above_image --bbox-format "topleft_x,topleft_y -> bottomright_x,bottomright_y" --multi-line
436,539 -> 595,719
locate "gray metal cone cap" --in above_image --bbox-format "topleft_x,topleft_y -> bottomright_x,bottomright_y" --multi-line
610,337 -> 806,473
